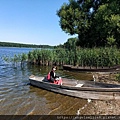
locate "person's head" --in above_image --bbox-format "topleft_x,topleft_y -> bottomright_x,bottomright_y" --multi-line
52,66 -> 57,71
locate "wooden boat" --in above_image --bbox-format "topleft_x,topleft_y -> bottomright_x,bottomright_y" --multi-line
63,65 -> 120,72
29,75 -> 120,100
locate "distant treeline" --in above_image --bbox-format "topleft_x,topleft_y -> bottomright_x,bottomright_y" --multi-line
0,41 -> 54,48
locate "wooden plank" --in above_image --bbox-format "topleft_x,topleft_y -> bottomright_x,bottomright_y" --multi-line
29,75 -> 120,100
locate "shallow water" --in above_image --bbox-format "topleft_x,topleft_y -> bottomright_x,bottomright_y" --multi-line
0,47 -> 93,115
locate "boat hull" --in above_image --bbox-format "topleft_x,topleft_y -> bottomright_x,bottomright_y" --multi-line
29,75 -> 120,100
63,65 -> 120,72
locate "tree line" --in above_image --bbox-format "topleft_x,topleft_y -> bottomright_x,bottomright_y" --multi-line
0,41 -> 54,49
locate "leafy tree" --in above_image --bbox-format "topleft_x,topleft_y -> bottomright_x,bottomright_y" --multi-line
93,0 -> 120,47
63,37 -> 77,50
63,37 -> 78,65
57,0 -> 120,47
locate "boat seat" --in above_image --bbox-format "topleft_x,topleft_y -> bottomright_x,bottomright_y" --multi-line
75,84 -> 83,87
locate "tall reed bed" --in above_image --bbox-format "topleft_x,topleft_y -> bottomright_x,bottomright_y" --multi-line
27,48 -> 67,66
26,47 -> 120,67
3,47 -> 120,67
76,47 -> 120,67
2,53 -> 28,67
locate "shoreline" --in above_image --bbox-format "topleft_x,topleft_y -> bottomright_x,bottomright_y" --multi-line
82,99 -> 120,115
81,73 -> 120,115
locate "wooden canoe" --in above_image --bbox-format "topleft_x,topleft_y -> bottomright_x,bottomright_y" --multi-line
29,75 -> 120,100
63,65 -> 120,72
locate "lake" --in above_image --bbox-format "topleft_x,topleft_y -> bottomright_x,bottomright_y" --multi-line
0,47 -> 93,115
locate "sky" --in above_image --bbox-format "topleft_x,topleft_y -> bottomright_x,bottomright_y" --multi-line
0,0 -> 75,46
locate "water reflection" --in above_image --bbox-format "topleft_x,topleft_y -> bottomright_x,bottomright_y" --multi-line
0,63 -> 93,115
29,86 -> 87,115
0,47 -> 93,115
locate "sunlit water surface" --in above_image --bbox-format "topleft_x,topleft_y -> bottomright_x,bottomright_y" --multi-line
0,47 -> 93,115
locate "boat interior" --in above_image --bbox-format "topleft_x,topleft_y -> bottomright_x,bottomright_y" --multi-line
30,75 -> 120,88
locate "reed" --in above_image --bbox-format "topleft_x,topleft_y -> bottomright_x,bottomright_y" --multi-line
3,47 -> 120,67
26,47 -> 120,67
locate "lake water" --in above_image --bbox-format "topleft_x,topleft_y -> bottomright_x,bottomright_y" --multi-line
0,47 -> 93,115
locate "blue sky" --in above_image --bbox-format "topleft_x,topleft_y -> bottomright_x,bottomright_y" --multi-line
0,0 -> 75,46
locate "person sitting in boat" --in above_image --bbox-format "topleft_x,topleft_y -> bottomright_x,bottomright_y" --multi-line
47,66 -> 59,83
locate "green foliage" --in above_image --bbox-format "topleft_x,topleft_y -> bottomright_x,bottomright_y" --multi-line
57,0 -> 120,48
21,53 -> 28,62
116,74 -> 120,81
57,0 -> 90,35
2,56 -> 11,63
63,37 -> 78,50
94,1 -> 120,47
3,47 -> 120,67
2,53 -> 28,67
26,47 -> 120,67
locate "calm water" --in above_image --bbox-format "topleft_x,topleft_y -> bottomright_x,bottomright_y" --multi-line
0,47 -> 93,115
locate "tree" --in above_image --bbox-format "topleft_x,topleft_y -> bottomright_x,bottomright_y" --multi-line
92,0 -> 120,47
57,0 -> 90,35
57,0 -> 120,47
63,37 -> 77,50
63,37 -> 78,65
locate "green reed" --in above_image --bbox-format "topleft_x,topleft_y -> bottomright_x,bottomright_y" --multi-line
3,47 -> 120,67
26,47 -> 120,67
